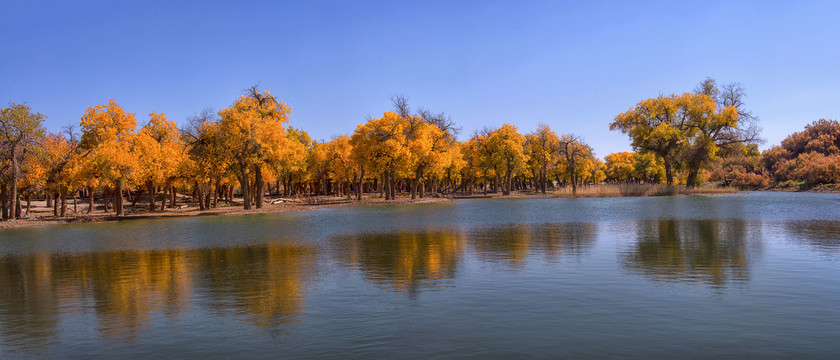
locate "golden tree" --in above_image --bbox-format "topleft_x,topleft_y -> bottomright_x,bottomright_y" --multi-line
324,135 -> 355,199
38,130 -> 86,216
525,123 -> 559,193
612,79 -> 758,188
350,112 -> 409,201
278,126 -> 311,197
604,152 -> 635,182
135,112 -> 185,211
485,124 -> 526,195
218,87 -> 291,209
0,102 -> 46,220
611,95 -> 685,186
80,99 -> 138,216
465,130 -> 497,195
406,119 -> 448,199
556,134 -> 593,196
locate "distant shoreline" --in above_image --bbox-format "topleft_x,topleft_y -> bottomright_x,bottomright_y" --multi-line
0,196 -> 452,230
9,184 -> 832,231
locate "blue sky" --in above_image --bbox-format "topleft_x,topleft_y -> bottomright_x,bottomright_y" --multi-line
1,0 -> 838,157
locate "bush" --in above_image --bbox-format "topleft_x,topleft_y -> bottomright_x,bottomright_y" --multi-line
734,172 -> 771,188
789,152 -> 840,185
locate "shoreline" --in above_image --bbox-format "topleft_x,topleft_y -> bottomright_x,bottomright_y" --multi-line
0,196 -> 453,230
3,185 -> 835,230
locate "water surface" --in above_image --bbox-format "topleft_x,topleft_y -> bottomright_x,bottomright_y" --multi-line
1,192 -> 838,358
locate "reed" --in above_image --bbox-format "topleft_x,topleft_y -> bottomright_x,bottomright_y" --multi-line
548,184 -> 738,198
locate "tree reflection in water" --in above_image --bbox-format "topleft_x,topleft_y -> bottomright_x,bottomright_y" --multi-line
621,219 -> 757,287
783,220 -> 840,256
333,223 -> 598,294
0,242 -> 317,352
333,229 -> 463,295
195,243 -> 317,329
468,223 -> 597,268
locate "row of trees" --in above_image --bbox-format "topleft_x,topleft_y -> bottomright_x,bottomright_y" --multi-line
0,90 -> 610,219
11,77 -> 840,219
604,116 -> 840,189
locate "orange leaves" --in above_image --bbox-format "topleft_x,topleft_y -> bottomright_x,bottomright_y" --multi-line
218,90 -> 292,168
350,111 -> 409,174
323,135 -> 355,181
525,123 -> 559,176
136,112 -> 186,186
486,123 -> 526,175
407,120 -> 450,178
605,152 -> 635,181
610,79 -> 755,187
765,119 -> 840,185
603,151 -> 666,182
79,99 -> 138,186
80,99 -> 137,150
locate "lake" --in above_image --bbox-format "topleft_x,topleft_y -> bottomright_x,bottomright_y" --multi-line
1,192 -> 838,359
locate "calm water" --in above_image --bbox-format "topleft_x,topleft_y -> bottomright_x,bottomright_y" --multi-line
0,192 -> 838,359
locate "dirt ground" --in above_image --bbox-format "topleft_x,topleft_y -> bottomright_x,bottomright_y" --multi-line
0,194 -> 452,229
0,184 -> 750,230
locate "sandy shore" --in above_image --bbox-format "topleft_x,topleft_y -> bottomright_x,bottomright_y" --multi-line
0,195 -> 452,230
0,185 -> 748,230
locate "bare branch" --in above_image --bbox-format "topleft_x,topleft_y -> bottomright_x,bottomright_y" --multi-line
390,94 -> 411,119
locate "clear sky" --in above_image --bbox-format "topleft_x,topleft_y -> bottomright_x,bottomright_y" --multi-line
2,0 -> 838,157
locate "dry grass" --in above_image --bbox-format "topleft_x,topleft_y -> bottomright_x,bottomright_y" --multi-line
548,184 -> 739,198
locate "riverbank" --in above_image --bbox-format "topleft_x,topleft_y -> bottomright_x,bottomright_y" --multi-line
0,185 -> 743,230
0,196 -> 453,230
762,183 -> 840,193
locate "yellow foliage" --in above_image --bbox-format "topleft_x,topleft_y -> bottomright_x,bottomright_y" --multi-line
605,152 -> 635,181
135,112 -> 186,187
79,99 -> 138,187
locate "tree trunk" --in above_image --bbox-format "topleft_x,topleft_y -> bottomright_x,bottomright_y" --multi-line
239,164 -> 251,210
148,181 -> 156,212
541,168 -> 547,194
214,177 -> 220,207
2,183 -> 10,220
389,170 -> 396,200
88,186 -> 94,214
115,182 -> 124,216
411,174 -> 418,200
10,148 -> 19,220
380,172 -> 386,199
25,193 -> 31,216
103,187 -> 110,213
15,195 -> 21,219
60,189 -> 67,217
195,181 -> 205,211
255,165 -> 264,209
664,157 -> 674,186
53,191 -> 59,217
384,172 -> 391,200
685,158 -> 702,188
205,181 -> 212,210
357,168 -> 365,201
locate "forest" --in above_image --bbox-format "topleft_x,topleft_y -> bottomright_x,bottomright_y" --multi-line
0,79 -> 837,220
